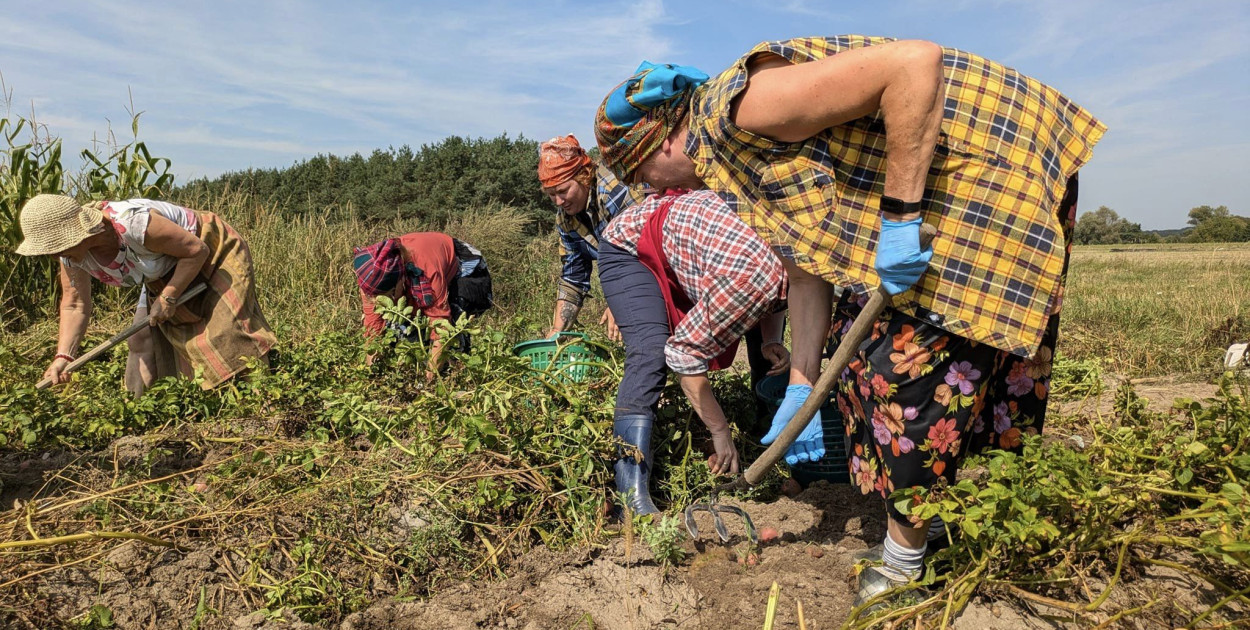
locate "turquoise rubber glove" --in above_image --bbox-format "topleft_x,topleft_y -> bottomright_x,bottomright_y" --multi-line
760,384 -> 825,465
875,217 -> 934,295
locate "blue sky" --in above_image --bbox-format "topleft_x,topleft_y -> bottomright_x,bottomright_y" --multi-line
1,0 -> 1246,229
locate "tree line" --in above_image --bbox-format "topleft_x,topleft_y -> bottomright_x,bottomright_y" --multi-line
1074,205 -> 1249,245
175,134 -> 552,231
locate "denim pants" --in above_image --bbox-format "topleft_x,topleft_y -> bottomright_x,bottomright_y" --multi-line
598,241 -> 769,421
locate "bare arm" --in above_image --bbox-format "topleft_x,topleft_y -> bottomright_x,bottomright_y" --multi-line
547,299 -> 582,336
759,308 -> 785,347
45,263 -> 94,384
758,308 -> 790,376
781,258 -> 833,387
57,263 -> 93,355
427,334 -> 446,378
142,213 -> 209,322
677,372 -> 740,474
599,307 -> 620,343
731,40 -> 944,211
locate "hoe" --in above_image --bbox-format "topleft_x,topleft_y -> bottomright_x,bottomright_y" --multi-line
35,283 -> 208,389
685,224 -> 937,544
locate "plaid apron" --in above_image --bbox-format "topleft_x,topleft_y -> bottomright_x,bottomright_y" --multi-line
147,212 -> 276,389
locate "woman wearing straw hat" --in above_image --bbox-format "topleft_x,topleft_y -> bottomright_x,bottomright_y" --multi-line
16,194 -> 276,395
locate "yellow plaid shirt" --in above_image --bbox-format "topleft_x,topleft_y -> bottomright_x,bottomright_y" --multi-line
687,36 -> 1105,358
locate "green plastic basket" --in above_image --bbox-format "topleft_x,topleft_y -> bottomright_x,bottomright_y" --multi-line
755,374 -> 850,486
513,332 -> 609,384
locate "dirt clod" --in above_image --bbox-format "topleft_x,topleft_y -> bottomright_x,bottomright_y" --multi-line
780,478 -> 802,497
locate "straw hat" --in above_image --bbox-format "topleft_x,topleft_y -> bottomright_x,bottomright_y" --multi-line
14,194 -> 105,256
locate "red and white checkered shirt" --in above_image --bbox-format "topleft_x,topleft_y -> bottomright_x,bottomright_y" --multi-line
604,189 -> 787,374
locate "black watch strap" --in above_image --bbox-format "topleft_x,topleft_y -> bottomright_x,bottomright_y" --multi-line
881,196 -> 922,215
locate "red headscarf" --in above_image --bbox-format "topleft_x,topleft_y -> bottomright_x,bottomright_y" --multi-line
538,135 -> 593,188
352,238 -> 436,309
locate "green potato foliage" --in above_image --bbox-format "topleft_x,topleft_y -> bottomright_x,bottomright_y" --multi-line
871,374 -> 1250,628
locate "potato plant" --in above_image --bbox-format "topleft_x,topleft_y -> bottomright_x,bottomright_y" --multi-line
2,104 -> 1248,628
0,311 -> 700,623
864,374 -> 1250,628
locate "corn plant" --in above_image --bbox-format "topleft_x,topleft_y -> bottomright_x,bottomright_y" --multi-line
79,111 -> 174,201
0,115 -> 65,327
1,86 -> 174,328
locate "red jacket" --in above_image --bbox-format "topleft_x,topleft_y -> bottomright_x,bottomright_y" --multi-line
361,232 -> 458,338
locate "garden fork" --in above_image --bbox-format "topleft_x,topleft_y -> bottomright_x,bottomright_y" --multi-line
684,485 -> 760,543
685,224 -> 937,544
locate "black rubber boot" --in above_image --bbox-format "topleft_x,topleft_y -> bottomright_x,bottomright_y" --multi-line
613,413 -> 660,516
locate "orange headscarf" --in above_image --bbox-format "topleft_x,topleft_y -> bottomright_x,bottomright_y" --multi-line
538,135 -> 593,188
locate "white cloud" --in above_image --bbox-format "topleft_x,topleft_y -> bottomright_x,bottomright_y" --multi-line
728,0 -> 847,20
0,0 -> 1246,229
1,0 -> 677,178
153,126 -> 325,156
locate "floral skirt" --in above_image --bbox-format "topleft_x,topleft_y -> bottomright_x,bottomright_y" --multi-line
833,175 -> 1078,526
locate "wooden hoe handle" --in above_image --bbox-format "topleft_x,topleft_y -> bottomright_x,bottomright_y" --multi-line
35,283 -> 208,390
740,223 -> 938,486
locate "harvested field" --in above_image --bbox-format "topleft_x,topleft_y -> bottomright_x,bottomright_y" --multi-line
2,202 -> 1248,629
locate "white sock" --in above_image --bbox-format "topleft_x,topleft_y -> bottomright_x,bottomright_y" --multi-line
882,533 -> 926,577
927,516 -> 947,542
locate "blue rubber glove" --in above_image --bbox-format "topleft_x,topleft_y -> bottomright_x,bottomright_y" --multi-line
760,385 -> 826,465
875,217 -> 935,295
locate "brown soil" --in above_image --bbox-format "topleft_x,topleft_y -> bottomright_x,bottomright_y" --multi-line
0,449 -> 76,507
340,483 -> 883,630
5,471 -> 1238,629
335,482 -> 1238,630
3,388 -> 1240,630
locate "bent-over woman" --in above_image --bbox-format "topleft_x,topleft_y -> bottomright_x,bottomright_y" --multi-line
17,194 -> 275,395
353,232 -> 492,376
593,36 -> 1103,602
599,187 -> 789,515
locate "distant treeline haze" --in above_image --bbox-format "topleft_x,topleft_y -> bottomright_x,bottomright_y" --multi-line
176,134 -> 552,231
1075,204 -> 1249,245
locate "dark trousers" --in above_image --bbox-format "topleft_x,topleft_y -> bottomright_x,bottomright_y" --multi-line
599,240 -> 768,420
744,315 -> 782,421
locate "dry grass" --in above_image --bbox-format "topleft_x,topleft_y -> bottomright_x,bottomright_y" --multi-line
1060,242 -> 1250,377
13,185 -> 1249,377
166,190 -> 563,343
